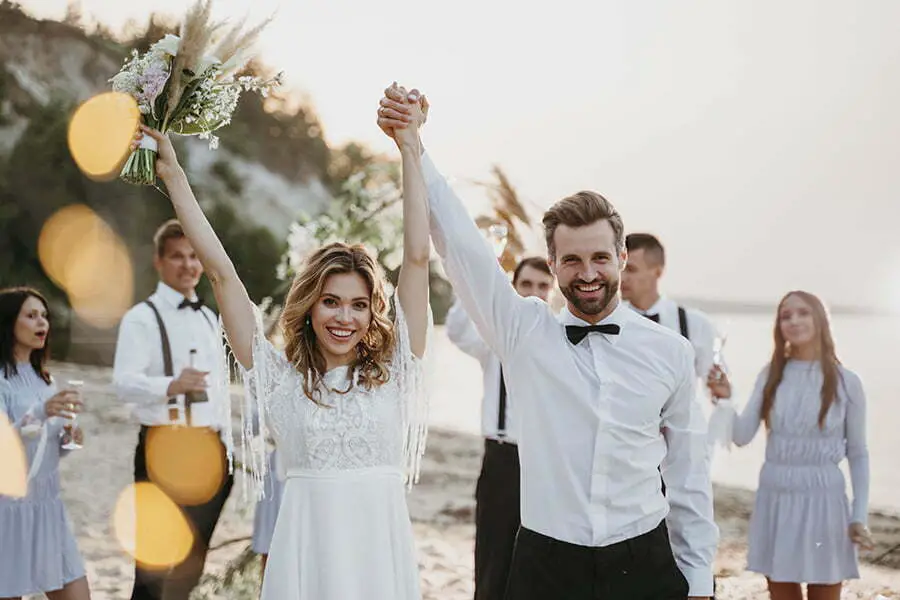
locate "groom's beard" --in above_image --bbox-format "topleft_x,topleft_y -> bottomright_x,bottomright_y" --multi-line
560,276 -> 619,317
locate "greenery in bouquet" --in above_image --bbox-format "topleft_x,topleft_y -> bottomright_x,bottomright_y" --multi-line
110,0 -> 282,185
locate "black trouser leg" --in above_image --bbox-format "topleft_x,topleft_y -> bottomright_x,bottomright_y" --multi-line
504,521 -> 690,600
131,427 -> 164,600
474,440 -> 521,600
130,427 -> 234,600
162,469 -> 233,600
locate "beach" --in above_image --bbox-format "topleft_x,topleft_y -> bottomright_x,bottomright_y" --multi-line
33,360 -> 900,599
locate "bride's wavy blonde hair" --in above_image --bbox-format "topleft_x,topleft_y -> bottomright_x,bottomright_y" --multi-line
281,242 -> 395,404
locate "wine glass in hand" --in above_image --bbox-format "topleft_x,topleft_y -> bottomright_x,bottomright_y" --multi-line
60,380 -> 84,450
486,223 -> 509,260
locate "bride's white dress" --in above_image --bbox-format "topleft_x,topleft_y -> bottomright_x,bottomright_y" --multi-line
241,294 -> 429,600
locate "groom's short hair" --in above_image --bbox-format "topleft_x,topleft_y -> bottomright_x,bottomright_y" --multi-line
153,219 -> 186,257
542,191 -> 624,258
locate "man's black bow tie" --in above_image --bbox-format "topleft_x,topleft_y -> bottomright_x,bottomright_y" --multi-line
178,297 -> 204,311
565,323 -> 621,345
643,313 -> 660,323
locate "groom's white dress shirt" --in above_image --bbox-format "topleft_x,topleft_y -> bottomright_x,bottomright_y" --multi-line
423,152 -> 718,596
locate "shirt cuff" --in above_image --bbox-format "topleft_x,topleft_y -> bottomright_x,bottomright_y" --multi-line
150,376 -> 175,399
681,566 -> 714,598
421,151 -> 444,189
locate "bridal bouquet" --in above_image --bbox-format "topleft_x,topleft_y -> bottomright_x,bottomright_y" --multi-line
111,0 -> 282,185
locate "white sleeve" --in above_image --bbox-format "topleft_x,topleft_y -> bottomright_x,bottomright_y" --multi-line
661,343 -> 718,597
445,298 -> 492,363
422,151 -> 542,362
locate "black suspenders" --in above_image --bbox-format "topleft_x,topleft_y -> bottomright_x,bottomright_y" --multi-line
677,305 -> 689,340
144,300 -> 179,421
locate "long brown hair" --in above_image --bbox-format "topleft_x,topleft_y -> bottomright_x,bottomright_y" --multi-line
280,243 -> 394,404
0,287 -> 52,384
760,291 -> 841,430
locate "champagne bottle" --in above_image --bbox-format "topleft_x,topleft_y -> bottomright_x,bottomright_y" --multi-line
185,348 -> 209,426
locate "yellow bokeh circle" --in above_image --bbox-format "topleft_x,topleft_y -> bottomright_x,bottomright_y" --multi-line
113,482 -> 195,570
67,92 -> 140,181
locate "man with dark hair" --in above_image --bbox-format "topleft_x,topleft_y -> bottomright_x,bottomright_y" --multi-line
113,219 -> 233,600
378,86 -> 716,600
446,256 -> 553,600
622,233 -> 731,398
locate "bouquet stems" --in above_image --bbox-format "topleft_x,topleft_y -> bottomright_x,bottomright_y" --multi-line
119,146 -> 158,186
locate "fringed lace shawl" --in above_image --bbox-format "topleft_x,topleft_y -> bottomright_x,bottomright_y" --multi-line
224,289 -> 432,500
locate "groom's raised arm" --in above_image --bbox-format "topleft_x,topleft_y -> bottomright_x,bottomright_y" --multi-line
377,84 -> 539,361
420,152 -> 539,362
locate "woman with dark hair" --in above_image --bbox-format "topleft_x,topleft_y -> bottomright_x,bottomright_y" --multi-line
0,287 -> 91,600
708,291 -> 873,600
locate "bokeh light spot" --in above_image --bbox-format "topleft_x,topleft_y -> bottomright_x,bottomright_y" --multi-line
146,427 -> 225,506
38,204 -> 134,329
0,415 -> 27,498
68,92 -> 140,181
113,482 -> 194,570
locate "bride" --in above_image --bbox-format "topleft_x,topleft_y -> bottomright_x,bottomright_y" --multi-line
133,85 -> 431,599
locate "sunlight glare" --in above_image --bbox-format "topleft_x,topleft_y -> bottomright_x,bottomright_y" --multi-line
68,92 -> 140,181
38,205 -> 134,329
113,482 -> 194,570
0,414 -> 27,498
145,427 -> 225,506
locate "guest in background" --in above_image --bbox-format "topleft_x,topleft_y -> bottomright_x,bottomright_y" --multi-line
445,256 -> 553,600
0,287 -> 91,600
622,233 -> 728,392
113,220 -> 233,600
251,449 -> 284,585
708,291 -> 873,600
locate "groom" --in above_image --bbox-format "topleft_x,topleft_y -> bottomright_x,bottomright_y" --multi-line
377,86 -> 717,600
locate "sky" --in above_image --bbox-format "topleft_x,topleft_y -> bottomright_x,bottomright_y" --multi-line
23,0 -> 900,310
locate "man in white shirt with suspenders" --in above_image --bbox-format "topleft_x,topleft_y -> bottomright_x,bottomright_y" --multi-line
622,232 -> 730,599
113,220 -> 233,600
622,233 -> 727,387
445,256 -> 554,600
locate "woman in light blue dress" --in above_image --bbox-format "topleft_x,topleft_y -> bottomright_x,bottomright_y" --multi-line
709,291 -> 873,600
0,287 -> 90,600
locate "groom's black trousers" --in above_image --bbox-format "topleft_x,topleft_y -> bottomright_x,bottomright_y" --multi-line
503,520 -> 690,600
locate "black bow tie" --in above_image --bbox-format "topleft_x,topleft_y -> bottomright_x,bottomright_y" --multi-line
643,313 -> 660,323
178,297 -> 204,311
565,323 -> 621,345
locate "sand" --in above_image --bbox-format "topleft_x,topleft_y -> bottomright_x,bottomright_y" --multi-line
28,362 -> 900,599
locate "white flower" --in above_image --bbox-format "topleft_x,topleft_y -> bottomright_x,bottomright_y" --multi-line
152,34 -> 181,57
110,70 -> 139,94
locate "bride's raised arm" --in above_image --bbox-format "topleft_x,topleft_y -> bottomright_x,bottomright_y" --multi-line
391,88 -> 430,359
135,125 -> 257,368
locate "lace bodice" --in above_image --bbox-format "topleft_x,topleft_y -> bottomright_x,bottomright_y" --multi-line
236,291 -> 430,496
259,361 -> 409,472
